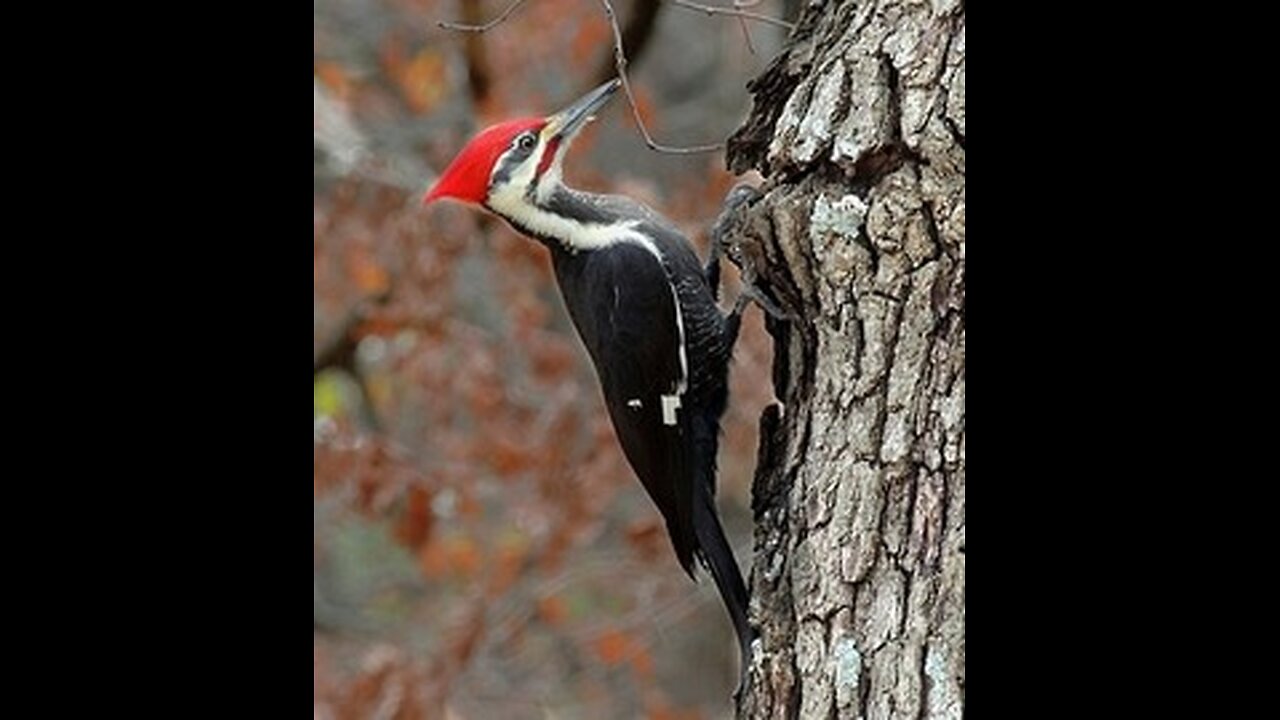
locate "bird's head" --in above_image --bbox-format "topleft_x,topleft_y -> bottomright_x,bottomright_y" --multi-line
424,79 -> 621,214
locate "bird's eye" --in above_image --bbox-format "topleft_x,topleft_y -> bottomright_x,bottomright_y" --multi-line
518,133 -> 537,151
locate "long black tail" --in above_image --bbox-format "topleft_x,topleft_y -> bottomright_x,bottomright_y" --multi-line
694,481 -> 754,690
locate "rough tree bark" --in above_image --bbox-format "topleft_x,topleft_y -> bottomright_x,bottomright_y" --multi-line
720,0 -> 964,717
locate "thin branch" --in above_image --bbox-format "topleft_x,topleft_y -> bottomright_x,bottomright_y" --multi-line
592,0 -> 662,88
437,0 -> 530,31
597,0 -> 722,154
440,0 -> 790,153
737,15 -> 757,55
665,0 -> 795,29
733,0 -> 764,52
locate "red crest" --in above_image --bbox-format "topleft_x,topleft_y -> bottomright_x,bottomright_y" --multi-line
423,118 -> 547,205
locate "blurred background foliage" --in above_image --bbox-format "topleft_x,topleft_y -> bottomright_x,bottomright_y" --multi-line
314,0 -> 787,717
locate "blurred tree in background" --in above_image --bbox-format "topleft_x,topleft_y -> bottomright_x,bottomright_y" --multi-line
314,1 -> 788,717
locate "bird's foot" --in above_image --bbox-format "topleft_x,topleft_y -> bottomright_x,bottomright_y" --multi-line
732,280 -> 790,322
706,183 -> 764,297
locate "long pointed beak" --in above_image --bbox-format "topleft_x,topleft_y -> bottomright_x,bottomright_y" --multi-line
547,78 -> 621,141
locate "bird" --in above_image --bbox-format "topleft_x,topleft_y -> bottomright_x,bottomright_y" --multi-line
423,78 -> 755,691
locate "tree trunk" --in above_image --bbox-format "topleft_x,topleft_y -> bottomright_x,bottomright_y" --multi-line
722,1 -> 965,718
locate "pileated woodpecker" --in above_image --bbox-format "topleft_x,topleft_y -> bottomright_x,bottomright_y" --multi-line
424,79 -> 755,689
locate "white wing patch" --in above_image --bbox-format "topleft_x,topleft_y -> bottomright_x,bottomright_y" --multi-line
661,394 -> 682,426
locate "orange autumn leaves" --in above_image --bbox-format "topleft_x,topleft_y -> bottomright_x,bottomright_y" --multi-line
593,627 -> 654,679
316,0 -> 772,714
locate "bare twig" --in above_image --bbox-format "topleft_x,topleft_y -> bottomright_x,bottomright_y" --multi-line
592,0 -> 662,88
437,0 -> 530,31
737,15 -> 757,55
733,0 -> 761,53
596,0 -> 722,154
665,0 -> 795,29
439,0 -> 793,153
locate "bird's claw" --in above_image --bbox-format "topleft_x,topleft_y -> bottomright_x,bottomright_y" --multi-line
706,183 -> 763,297
732,280 -> 790,322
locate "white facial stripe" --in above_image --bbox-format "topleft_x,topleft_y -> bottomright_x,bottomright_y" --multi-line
487,195 -> 644,251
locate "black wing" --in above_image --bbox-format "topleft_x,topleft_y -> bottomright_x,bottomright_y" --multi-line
579,243 -> 698,575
